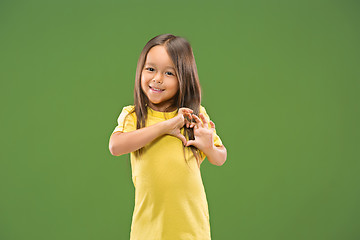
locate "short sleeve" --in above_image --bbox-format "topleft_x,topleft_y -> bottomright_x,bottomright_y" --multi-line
111,105 -> 136,135
199,105 -> 223,160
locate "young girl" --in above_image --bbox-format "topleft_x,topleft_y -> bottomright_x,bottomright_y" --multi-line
109,34 -> 227,240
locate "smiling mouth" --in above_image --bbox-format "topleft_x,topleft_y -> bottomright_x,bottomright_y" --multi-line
149,86 -> 164,92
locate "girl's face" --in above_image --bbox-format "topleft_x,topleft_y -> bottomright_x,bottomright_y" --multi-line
141,45 -> 179,112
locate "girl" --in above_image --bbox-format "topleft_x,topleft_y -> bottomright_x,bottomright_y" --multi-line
109,34 -> 227,240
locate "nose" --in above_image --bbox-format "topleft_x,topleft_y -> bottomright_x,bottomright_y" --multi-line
152,73 -> 163,84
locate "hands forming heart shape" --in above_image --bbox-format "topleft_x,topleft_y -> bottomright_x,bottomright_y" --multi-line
166,108 -> 215,152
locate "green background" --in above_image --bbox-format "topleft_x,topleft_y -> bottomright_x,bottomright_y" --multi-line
1,0 -> 359,239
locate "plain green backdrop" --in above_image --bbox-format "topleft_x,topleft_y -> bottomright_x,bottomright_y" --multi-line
1,0 -> 359,239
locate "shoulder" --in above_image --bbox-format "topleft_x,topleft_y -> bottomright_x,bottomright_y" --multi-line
199,105 -> 216,120
199,105 -> 211,117
117,105 -> 136,120
199,105 -> 207,114
122,105 -> 135,113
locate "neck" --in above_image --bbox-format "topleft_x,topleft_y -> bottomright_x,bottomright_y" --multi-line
147,102 -> 177,112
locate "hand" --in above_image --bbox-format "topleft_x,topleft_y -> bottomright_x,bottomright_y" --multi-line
165,107 -> 193,145
185,113 -> 215,152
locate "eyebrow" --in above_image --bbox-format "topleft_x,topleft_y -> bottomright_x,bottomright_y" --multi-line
146,62 -> 175,70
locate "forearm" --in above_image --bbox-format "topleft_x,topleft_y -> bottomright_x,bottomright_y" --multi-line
202,145 -> 227,166
109,121 -> 169,156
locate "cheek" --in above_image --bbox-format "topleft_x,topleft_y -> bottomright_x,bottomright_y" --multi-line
141,74 -> 148,86
171,79 -> 179,92
142,70 -> 152,79
140,79 -> 147,92
141,71 -> 147,82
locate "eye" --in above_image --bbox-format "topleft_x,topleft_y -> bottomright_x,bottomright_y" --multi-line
166,71 -> 175,76
146,67 -> 155,72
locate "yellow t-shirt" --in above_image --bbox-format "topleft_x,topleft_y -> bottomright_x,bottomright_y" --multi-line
111,105 -> 223,240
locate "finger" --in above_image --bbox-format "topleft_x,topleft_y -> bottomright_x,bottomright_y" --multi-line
181,107 -> 193,112
176,133 -> 187,146
186,113 -> 193,128
179,111 -> 193,122
185,118 -> 191,128
178,108 -> 193,115
188,120 -> 195,128
186,112 -> 193,120
189,115 -> 196,128
192,114 -> 203,128
209,120 -> 215,130
186,140 -> 196,147
199,113 -> 209,129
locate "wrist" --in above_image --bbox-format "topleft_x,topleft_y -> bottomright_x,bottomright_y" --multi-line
160,119 -> 172,135
201,144 -> 216,157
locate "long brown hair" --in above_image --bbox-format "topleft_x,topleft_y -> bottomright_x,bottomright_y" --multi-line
124,34 -> 203,168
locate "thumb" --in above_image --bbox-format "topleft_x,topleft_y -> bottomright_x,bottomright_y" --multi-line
186,140 -> 196,147
175,133 -> 187,146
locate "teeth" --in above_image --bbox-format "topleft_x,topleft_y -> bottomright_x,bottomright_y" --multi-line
151,86 -> 163,91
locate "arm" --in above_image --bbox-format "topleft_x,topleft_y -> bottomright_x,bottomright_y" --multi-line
185,112 -> 227,166
109,108 -> 194,156
109,121 -> 168,156
202,144 -> 227,166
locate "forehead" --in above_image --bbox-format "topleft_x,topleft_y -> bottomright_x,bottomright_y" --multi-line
145,45 -> 175,68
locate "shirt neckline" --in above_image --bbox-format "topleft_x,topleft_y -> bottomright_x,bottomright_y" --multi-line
147,106 -> 178,118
